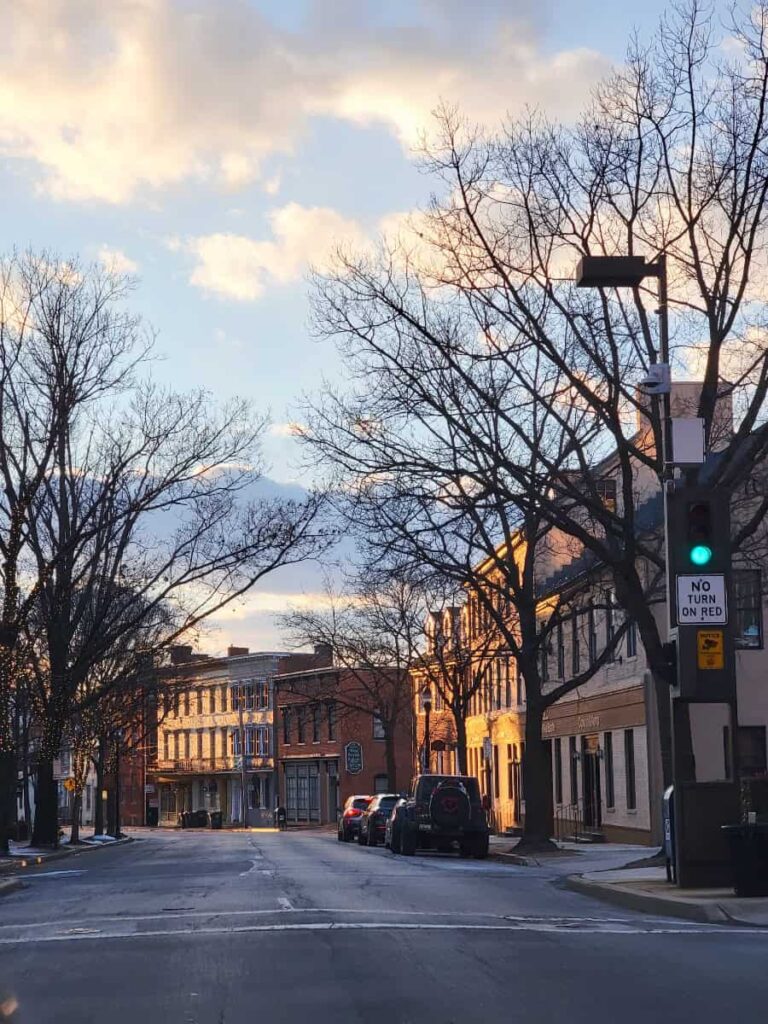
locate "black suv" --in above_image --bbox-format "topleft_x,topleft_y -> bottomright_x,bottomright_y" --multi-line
389,774 -> 489,859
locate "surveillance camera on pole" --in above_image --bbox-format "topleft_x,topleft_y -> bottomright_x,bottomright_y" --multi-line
638,363 -> 671,396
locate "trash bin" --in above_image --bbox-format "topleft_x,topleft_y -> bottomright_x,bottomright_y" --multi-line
179,811 -> 188,829
274,806 -> 287,831
209,810 -> 222,830
721,823 -> 768,897
146,806 -> 159,827
662,785 -> 675,883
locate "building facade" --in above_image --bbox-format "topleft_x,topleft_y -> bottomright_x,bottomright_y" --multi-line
275,665 -> 413,824
150,646 -> 322,827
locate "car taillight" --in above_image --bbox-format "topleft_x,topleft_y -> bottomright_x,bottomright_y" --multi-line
344,808 -> 362,817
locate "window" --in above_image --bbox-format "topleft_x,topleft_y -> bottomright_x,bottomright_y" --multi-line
327,702 -> 336,741
554,738 -> 563,805
569,736 -> 578,803
373,713 -> 385,740
624,729 -> 636,810
184,691 -> 190,717
505,659 -> 512,707
209,727 -> 216,762
588,603 -> 597,666
282,708 -> 291,745
312,704 -> 321,743
196,689 -> 203,715
734,569 -> 762,649
605,590 -> 615,662
231,730 -> 241,756
626,618 -> 637,658
197,730 -> 203,760
374,774 -> 389,793
596,476 -> 617,512
557,623 -> 565,679
256,679 -> 270,710
296,708 -> 306,744
540,638 -> 549,683
163,732 -> 169,761
493,744 -> 500,799
724,725 -> 767,779
605,731 -> 615,808
249,726 -> 270,757
220,684 -> 228,712
571,614 -> 580,675
434,687 -> 444,711
209,688 -> 216,714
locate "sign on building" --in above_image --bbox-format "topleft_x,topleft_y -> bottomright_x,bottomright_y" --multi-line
676,574 -> 727,624
344,741 -> 363,775
697,629 -> 725,670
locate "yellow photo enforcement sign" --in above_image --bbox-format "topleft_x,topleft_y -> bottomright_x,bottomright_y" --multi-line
697,629 -> 724,670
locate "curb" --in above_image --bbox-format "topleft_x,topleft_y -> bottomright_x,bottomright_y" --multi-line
0,835 -> 134,877
565,873 -> 729,924
0,878 -> 24,899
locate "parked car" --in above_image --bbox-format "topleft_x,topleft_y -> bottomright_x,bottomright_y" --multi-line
385,798 -> 407,851
389,774 -> 489,858
337,795 -> 372,841
358,794 -> 400,847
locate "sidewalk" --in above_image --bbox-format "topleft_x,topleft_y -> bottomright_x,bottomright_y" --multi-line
566,864 -> 768,926
0,829 -> 133,894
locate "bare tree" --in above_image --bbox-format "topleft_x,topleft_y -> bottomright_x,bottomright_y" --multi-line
0,251 -> 330,848
302,254 -> 630,850
281,576 -> 415,792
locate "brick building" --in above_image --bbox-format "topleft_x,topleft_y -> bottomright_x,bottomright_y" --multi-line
275,664 -> 413,824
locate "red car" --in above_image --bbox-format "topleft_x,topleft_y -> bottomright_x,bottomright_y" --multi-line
337,795 -> 372,841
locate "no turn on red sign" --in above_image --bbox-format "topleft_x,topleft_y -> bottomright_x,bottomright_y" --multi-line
676,574 -> 727,624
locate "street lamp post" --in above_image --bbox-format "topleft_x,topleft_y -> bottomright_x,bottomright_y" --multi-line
421,685 -> 432,775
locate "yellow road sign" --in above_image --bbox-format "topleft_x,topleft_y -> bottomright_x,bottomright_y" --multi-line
697,629 -> 724,670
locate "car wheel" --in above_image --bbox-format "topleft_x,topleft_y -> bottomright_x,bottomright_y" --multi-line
337,828 -> 344,842
368,832 -> 377,848
401,828 -> 417,857
390,827 -> 401,855
358,828 -> 366,845
472,835 -> 490,860
459,840 -> 472,858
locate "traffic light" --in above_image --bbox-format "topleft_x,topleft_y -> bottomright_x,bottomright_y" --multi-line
686,501 -> 713,567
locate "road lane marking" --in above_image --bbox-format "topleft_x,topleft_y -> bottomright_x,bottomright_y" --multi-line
0,920 -> 765,945
0,908 -> 642,931
15,870 -> 86,879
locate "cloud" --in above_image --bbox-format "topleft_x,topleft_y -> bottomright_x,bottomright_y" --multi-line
269,422 -> 304,439
183,202 -> 367,300
0,1 -> 611,204
97,245 -> 138,275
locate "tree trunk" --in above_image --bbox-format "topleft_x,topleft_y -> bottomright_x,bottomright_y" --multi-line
452,707 -> 468,774
69,791 -> 82,844
32,756 -> 59,848
384,730 -> 398,793
0,749 -> 17,855
93,738 -> 106,835
518,702 -> 556,854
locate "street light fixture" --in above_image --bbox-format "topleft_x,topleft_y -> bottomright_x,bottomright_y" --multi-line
421,685 -> 432,775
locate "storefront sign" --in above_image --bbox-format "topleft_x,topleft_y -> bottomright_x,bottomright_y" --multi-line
344,741 -> 363,775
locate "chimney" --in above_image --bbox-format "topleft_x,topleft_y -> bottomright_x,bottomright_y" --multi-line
227,645 -> 249,658
313,643 -> 333,666
170,644 -> 193,665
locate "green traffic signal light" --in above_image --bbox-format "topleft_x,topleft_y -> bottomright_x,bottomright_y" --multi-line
690,543 -> 713,567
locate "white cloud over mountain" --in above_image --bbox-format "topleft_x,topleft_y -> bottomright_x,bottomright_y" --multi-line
0,0 -> 611,205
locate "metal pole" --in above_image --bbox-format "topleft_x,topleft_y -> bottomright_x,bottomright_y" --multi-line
238,699 -> 247,828
114,732 -> 121,839
424,704 -> 431,774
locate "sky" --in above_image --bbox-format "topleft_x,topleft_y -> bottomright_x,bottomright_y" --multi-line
0,0 -> 673,653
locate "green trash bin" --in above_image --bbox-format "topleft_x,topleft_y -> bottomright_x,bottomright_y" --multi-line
722,823 -> 768,897
209,811 -> 222,830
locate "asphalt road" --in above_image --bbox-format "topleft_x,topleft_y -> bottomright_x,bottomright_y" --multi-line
0,828 -> 766,1023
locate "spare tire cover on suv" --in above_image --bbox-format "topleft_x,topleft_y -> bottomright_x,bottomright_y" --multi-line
429,781 -> 471,830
